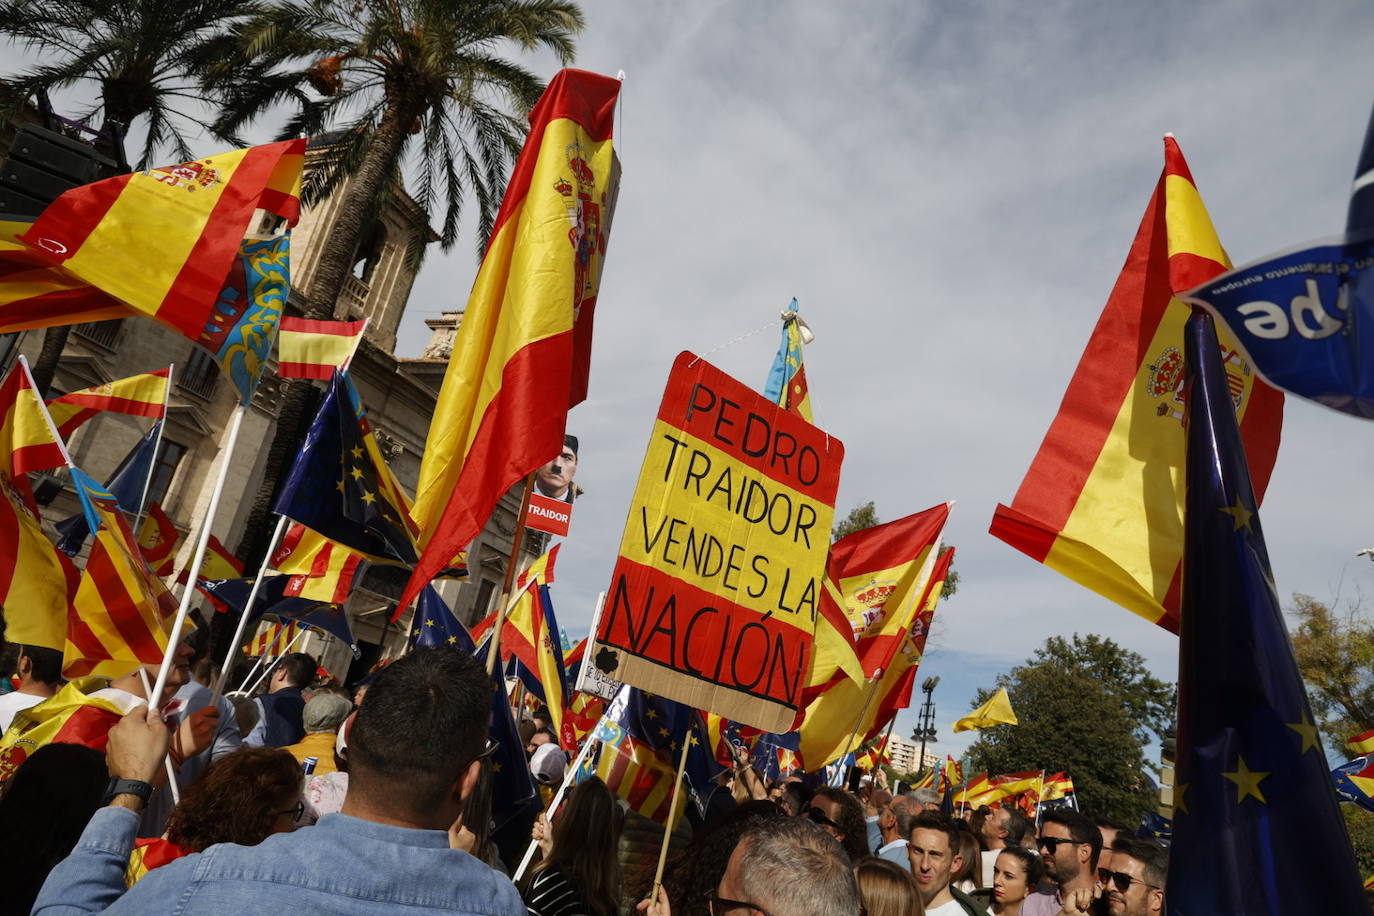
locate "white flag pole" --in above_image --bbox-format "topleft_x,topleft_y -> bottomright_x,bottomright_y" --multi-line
242,626 -> 310,695
130,363 -> 174,533
512,735 -> 602,882
148,402 -> 248,707
210,513 -> 291,700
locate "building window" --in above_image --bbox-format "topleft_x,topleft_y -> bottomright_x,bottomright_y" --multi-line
473,579 -> 498,622
178,347 -> 219,399
146,439 -> 187,507
74,320 -> 123,349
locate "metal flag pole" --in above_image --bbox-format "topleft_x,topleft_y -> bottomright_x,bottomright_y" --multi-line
512,735 -> 603,882
228,622 -> 295,696
210,514 -> 290,700
148,402 -> 248,706
241,625 -> 312,696
485,474 -> 536,675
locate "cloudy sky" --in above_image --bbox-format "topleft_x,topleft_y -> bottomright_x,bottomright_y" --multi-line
10,0 -> 1374,766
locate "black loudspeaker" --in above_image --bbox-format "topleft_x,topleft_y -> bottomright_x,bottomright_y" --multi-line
0,124 -> 119,218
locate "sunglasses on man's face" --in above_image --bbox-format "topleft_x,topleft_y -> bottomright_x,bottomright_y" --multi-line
1036,836 -> 1083,854
1097,868 -> 1160,893
804,806 -> 839,830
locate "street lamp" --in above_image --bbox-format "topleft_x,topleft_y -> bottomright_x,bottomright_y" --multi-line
912,676 -> 940,779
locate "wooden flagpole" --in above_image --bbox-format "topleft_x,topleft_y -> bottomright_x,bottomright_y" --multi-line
651,734 -> 693,900
210,513 -> 290,700
149,402 -> 248,707
485,473 -> 536,675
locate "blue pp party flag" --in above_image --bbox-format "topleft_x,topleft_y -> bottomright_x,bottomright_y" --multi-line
1166,310 -> 1365,913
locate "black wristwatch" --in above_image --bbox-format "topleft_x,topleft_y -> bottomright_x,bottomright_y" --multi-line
102,777 -> 154,808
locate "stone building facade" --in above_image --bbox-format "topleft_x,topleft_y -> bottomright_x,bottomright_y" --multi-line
1,139 -> 542,683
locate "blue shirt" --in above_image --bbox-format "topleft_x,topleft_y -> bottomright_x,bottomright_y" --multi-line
34,807 -> 526,915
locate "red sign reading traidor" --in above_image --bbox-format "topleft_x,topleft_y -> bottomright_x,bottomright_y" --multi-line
525,492 -> 572,536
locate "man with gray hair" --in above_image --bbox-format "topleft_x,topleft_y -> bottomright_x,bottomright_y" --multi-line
912,786 -> 943,811
641,815 -> 860,916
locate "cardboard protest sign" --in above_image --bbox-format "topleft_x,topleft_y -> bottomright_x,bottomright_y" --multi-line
592,351 -> 843,732
576,593 -> 623,701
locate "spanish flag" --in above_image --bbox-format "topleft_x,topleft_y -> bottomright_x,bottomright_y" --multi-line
402,70 -> 620,611
0,358 -> 78,651
1348,730 -> 1374,755
46,368 -> 170,439
63,470 -> 179,678
503,584 -> 569,744
277,317 -> 367,379
135,502 -> 180,577
0,140 -> 303,337
990,137 -> 1282,632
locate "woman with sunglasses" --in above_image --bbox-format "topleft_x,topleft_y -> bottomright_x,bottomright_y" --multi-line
127,747 -> 304,885
990,846 -> 1043,915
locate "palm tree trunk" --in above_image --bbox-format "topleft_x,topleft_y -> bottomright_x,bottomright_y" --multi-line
233,99 -> 420,574
29,325 -> 72,396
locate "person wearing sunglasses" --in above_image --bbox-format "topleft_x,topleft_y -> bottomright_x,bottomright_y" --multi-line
1021,809 -> 1102,916
1095,836 -> 1166,916
805,787 -> 870,864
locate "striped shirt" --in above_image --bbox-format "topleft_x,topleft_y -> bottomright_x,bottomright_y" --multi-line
522,867 -> 589,916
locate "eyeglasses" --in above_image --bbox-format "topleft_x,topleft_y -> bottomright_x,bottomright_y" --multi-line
468,738 -> 499,767
1097,868 -> 1160,893
707,897 -> 772,916
278,801 -> 305,822
804,806 -> 839,830
1036,836 -> 1083,853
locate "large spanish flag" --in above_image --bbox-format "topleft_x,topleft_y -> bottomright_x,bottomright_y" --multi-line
0,140 -> 303,337
990,137 -> 1282,632
0,359 -> 77,650
402,70 -> 620,611
46,368 -> 170,439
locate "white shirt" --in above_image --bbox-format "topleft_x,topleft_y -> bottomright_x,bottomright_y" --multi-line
0,691 -> 46,733
925,899 -> 966,916
982,848 -> 1000,888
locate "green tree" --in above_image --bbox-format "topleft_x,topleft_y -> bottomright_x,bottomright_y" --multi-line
214,0 -> 584,566
964,634 -> 1174,825
1290,593 -> 1374,742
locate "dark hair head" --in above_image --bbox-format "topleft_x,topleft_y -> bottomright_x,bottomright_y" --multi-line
853,856 -> 919,916
781,780 -> 814,815
0,743 -> 107,913
910,810 -> 960,855
348,647 -> 490,821
995,845 -> 1045,887
1111,835 -> 1168,888
280,652 -> 317,689
1040,808 -> 1102,865
812,786 -> 869,863
167,747 -> 301,851
564,435 -> 578,456
18,644 -> 63,685
541,776 -> 622,916
736,816 -> 861,914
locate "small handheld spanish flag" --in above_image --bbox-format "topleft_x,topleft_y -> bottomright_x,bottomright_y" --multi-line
1348,730 -> 1374,755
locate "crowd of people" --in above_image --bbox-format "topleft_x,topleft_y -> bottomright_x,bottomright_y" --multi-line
0,618 -> 1172,916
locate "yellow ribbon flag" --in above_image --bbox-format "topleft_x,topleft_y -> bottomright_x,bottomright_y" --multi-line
953,687 -> 1018,733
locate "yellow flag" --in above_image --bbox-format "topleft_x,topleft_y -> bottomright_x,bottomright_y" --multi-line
953,687 -> 1018,733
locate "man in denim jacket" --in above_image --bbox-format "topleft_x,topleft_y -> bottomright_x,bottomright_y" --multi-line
33,648 -> 524,915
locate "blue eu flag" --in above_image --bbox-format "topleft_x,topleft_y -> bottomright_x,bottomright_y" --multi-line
622,688 -> 723,815
408,585 -> 476,654
1167,310 -> 1365,912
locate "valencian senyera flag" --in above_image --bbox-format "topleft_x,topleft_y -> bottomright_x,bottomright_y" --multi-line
402,69 -> 621,612
763,299 -> 814,422
0,141 -> 301,336
1167,310 -> 1363,913
64,469 -> 180,678
0,357 -> 77,651
46,368 -> 170,439
990,137 -> 1283,633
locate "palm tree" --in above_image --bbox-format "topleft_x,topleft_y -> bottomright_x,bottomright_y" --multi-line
0,0 -> 260,167
213,0 -> 583,567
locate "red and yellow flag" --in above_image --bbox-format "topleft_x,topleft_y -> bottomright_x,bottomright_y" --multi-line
275,524 -> 365,605
0,140 -> 303,337
64,471 -> 179,678
46,368 -> 170,439
1348,730 -> 1374,755
990,137 -> 1282,632
246,620 -> 304,657
0,359 -> 77,650
276,317 -> 366,379
135,502 -> 179,577
403,70 -> 620,610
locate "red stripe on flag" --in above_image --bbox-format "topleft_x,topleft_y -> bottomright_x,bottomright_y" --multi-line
85,541 -> 165,663
276,362 -> 335,380
157,145 -> 286,338
280,317 -> 366,336
20,174 -> 135,264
